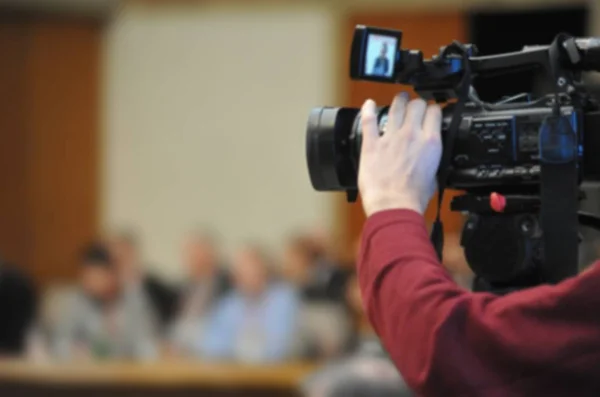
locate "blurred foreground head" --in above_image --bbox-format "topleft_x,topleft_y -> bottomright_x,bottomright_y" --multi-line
80,243 -> 117,302
232,244 -> 271,298
183,230 -> 219,280
302,355 -> 412,397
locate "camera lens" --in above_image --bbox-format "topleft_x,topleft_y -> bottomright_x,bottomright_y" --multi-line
305,107 -> 361,191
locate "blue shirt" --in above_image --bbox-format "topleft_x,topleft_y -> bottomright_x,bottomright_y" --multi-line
198,283 -> 300,363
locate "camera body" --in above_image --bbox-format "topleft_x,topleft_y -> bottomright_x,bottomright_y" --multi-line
306,99 -> 595,195
445,104 -> 581,190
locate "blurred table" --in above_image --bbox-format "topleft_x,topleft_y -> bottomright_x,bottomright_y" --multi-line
0,361 -> 318,397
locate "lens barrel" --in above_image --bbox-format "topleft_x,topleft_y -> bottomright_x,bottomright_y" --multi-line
305,107 -> 360,191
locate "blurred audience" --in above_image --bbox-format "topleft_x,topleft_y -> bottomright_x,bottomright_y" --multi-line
168,231 -> 230,356
0,259 -> 37,357
9,221 -> 470,379
107,231 -> 178,331
52,243 -> 158,361
199,244 -> 299,363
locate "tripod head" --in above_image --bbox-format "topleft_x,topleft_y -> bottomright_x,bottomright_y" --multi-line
451,192 -> 600,294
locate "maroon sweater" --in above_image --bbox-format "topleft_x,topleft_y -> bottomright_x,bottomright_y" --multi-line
358,209 -> 600,397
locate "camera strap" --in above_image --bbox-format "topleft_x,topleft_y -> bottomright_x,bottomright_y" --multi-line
431,42 -> 472,261
539,36 -> 579,282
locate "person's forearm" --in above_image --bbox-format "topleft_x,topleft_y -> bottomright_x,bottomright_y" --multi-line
359,209 -> 600,396
358,210 -> 465,390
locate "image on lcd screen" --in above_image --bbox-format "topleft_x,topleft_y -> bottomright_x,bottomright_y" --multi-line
365,34 -> 397,78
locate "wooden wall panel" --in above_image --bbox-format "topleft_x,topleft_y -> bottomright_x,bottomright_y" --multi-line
0,15 -> 101,286
0,22 -> 31,273
341,11 -> 467,254
26,21 -> 101,284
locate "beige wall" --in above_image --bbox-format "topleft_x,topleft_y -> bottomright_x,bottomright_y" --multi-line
102,3 -> 337,278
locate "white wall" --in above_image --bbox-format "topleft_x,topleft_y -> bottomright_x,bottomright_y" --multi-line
103,4 -> 336,279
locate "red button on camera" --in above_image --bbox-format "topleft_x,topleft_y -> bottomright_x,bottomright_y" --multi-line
490,192 -> 506,212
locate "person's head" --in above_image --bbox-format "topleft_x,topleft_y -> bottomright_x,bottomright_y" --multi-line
380,42 -> 388,56
282,235 -> 313,286
183,231 -> 219,280
307,226 -> 331,261
79,243 -> 118,302
232,244 -> 272,298
107,230 -> 140,270
302,356 -> 413,397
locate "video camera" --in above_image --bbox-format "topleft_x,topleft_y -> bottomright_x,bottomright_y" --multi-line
306,25 -> 600,294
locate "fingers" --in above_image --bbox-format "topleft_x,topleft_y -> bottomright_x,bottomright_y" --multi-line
387,92 -> 410,133
360,99 -> 379,152
423,104 -> 443,142
402,98 -> 427,137
362,95 -> 441,152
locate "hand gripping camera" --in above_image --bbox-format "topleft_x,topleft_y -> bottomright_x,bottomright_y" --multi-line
306,26 -> 600,294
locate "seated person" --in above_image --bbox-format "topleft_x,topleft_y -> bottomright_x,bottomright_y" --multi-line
283,234 -> 349,303
107,231 -> 178,331
52,243 -> 158,361
296,300 -> 352,361
0,260 -> 37,357
370,42 -> 390,77
168,231 -> 230,356
199,244 -> 299,363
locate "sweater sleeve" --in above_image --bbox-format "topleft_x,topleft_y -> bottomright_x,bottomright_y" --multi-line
358,209 -> 600,396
